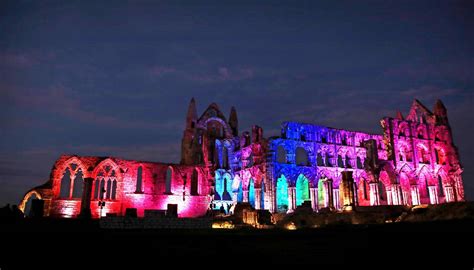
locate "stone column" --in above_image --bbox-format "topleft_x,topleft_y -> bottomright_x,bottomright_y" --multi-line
310,187 -> 318,212
288,187 -> 296,212
445,186 -> 454,203
269,189 -> 275,213
369,182 -> 380,206
428,186 -> 439,204
69,174 -> 76,199
243,190 -> 249,202
232,191 -> 238,203
386,187 -> 392,205
410,185 -> 420,205
391,184 -> 402,205
254,188 -> 261,210
79,177 -> 93,218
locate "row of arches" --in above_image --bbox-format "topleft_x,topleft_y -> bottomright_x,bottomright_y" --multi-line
276,145 -> 367,169
397,121 -> 447,142
58,159 -> 202,201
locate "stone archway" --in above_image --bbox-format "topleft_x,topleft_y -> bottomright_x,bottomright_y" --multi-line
295,174 -> 310,207
19,190 -> 43,214
276,175 -> 289,213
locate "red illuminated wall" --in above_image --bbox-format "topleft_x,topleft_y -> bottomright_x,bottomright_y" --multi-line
23,155 -> 213,218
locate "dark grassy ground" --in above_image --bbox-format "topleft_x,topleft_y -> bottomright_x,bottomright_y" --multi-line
1,218 -> 473,268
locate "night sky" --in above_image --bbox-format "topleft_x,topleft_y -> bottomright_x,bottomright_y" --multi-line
0,0 -> 473,206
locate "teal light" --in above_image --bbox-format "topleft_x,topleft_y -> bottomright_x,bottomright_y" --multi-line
276,175 -> 288,212
222,175 -> 232,200
296,174 -> 310,206
215,172 -> 224,200
237,181 -> 243,202
318,180 -> 325,207
249,178 -> 255,207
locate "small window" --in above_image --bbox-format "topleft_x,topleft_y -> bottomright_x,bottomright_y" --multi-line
191,169 -> 199,196
135,166 -> 143,193
165,167 -> 172,194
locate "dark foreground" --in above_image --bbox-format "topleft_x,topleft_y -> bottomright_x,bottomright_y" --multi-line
1,218 -> 473,268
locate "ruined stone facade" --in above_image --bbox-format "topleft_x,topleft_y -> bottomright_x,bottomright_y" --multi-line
20,98 -> 464,218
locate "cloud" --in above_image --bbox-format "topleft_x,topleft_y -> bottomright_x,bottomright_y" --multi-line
400,85 -> 461,100
10,84 -> 181,130
147,64 -> 256,83
0,52 -> 36,68
384,61 -> 474,83
149,66 -> 176,77
190,66 -> 255,83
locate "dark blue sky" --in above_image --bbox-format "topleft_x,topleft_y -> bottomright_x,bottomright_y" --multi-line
1,0 -> 473,205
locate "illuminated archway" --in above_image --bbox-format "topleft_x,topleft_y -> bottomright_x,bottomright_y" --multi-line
276,175 -> 289,213
19,190 -> 42,213
296,174 -> 310,206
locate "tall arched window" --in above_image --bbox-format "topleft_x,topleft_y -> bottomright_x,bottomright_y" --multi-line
165,167 -> 172,194
337,155 -> 344,168
71,169 -> 84,199
249,178 -> 255,208
325,153 -> 332,167
296,147 -> 309,166
418,146 -> 430,164
361,178 -> 368,200
345,155 -> 351,168
321,136 -> 327,143
296,174 -> 310,207
191,169 -> 199,196
106,179 -> 112,199
59,162 -> 86,199
378,181 -> 385,200
222,147 -> 229,168
135,166 -> 143,193
438,175 -> 444,196
111,180 -> 117,200
277,146 -> 287,163
60,168 -> 72,198
317,153 -> 324,166
357,157 -> 363,169
276,175 -> 289,213
223,175 -> 232,200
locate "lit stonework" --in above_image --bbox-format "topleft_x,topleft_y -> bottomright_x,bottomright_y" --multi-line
20,98 -> 464,218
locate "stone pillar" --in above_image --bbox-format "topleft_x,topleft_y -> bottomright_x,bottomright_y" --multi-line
369,182 -> 380,206
391,184 -> 402,205
386,187 -> 392,205
402,190 -> 409,205
79,177 -> 93,218
445,186 -> 454,203
428,186 -> 439,204
340,171 -> 356,211
254,188 -> 261,210
243,190 -> 249,202
69,175 -> 76,199
269,189 -> 275,213
410,185 -> 420,205
288,187 -> 296,212
333,189 -> 340,210
310,187 -> 318,212
232,191 -> 238,203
